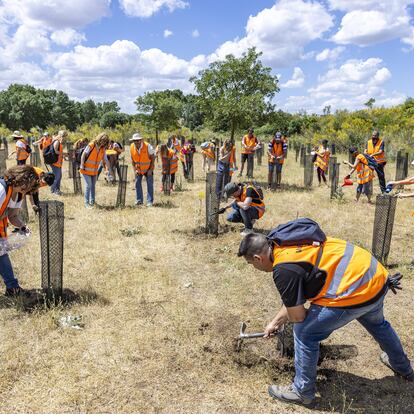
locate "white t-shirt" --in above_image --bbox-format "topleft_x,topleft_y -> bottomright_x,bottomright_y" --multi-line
0,184 -> 22,211
135,142 -> 155,156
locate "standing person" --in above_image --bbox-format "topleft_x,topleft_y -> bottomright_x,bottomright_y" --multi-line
159,144 -> 178,192
130,133 -> 155,207
172,136 -> 187,178
237,219 -> 413,408
80,132 -> 110,208
268,132 -> 287,189
8,131 -> 30,165
216,139 -> 233,196
344,147 -> 374,203
182,139 -> 196,180
28,167 -> 55,213
314,139 -> 330,186
50,130 -> 67,196
221,182 -> 265,235
0,165 -> 40,296
33,131 -> 52,151
365,130 -> 386,193
201,141 -> 216,173
239,128 -> 259,177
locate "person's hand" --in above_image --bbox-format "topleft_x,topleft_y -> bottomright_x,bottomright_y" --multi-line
80,164 -> 84,170
264,320 -> 282,338
342,160 -> 348,165
32,205 -> 40,214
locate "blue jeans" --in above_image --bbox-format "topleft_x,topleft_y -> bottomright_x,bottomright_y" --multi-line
51,165 -> 62,193
216,161 -> 231,196
227,202 -> 259,229
0,253 -> 19,289
82,174 -> 97,205
293,294 -> 412,399
135,172 -> 154,204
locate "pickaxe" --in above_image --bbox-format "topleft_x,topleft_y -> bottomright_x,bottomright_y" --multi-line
236,321 -> 281,352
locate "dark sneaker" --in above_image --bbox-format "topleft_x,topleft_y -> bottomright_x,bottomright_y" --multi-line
380,352 -> 414,381
268,385 -> 315,408
5,287 -> 30,298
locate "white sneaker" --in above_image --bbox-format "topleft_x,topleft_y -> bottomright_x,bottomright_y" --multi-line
146,202 -> 153,207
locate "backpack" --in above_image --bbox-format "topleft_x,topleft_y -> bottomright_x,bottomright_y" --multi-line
244,182 -> 264,200
26,143 -> 32,154
75,143 -> 95,165
266,218 -> 326,247
43,141 -> 59,165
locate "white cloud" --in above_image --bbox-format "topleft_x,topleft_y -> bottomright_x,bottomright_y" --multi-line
329,0 -> 414,47
192,29 -> 200,38
163,29 -> 173,38
281,67 -> 305,88
315,46 -> 345,62
119,0 -> 188,18
283,58 -> 399,113
51,29 -> 86,47
210,0 -> 334,66
0,0 -> 110,29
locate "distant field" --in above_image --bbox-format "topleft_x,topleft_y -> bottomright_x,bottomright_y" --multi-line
0,149 -> 413,414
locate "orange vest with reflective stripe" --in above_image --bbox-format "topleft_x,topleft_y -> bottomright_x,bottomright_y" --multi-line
202,144 -> 215,160
80,143 -> 105,176
40,136 -> 53,151
236,185 -> 265,218
268,141 -> 285,164
356,154 -> 373,184
314,146 -> 330,171
273,237 -> 387,307
52,141 -> 63,168
0,181 -> 12,239
130,142 -> 153,175
242,135 -> 258,154
229,146 -> 236,176
16,139 -> 29,161
162,149 -> 178,175
33,167 -> 48,188
367,139 -> 386,164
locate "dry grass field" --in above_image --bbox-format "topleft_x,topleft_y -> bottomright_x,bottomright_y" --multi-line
1,148 -> 413,414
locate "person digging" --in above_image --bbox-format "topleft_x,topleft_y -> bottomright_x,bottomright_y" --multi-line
237,218 -> 413,408
219,182 -> 265,236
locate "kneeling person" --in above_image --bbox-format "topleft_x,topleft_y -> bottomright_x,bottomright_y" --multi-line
222,182 -> 265,235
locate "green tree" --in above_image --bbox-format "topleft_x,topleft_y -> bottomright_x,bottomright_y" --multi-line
364,97 -> 376,109
191,48 -> 279,140
100,111 -> 130,129
135,89 -> 184,142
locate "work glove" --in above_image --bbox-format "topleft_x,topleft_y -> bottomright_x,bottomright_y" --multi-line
388,273 -> 403,294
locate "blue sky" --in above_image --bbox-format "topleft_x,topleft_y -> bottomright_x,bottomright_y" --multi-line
0,0 -> 413,114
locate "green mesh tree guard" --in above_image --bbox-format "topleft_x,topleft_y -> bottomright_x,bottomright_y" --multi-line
186,152 -> 194,181
304,154 -> 314,188
256,145 -> 263,166
295,146 -> 300,162
30,146 -> 40,167
162,158 -> 171,196
246,153 -> 255,178
205,172 -> 219,235
331,143 -> 336,155
0,148 -> 7,175
116,165 -> 128,207
330,162 -> 340,199
300,145 -> 306,167
372,194 -> 397,264
72,162 -> 82,195
395,150 -> 409,182
39,200 -> 64,299
328,156 -> 337,183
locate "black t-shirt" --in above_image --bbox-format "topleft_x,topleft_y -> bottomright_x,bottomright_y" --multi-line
245,187 -> 261,204
273,262 -> 326,308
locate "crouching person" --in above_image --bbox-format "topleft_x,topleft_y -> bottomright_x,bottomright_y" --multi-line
237,218 -> 413,408
222,182 -> 265,236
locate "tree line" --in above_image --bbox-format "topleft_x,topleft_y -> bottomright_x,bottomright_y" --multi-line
0,48 -> 413,156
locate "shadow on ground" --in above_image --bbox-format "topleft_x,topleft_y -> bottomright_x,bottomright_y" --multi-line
0,288 -> 110,312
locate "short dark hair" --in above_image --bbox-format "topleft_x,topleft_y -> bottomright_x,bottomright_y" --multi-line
238,233 -> 269,258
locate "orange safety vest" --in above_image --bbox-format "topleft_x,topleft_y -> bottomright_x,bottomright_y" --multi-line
235,185 -> 265,218
314,146 -> 330,172
241,135 -> 258,154
202,144 -> 215,160
16,139 -> 29,161
162,149 -> 178,175
52,141 -> 63,168
367,139 -> 386,164
0,181 -> 12,239
130,141 -> 153,175
40,136 -> 53,151
80,143 -> 105,176
273,237 -> 388,307
356,154 -> 374,184
268,141 -> 285,164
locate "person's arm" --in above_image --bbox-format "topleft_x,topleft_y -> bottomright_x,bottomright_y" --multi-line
371,141 -> 385,157
53,140 -> 61,154
80,147 -> 88,170
398,193 -> 414,198
241,136 -> 247,149
264,305 -> 289,337
147,154 -> 155,175
8,150 -> 16,158
7,208 -> 26,229
237,196 -> 252,210
343,158 -> 360,176
388,177 -> 414,186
